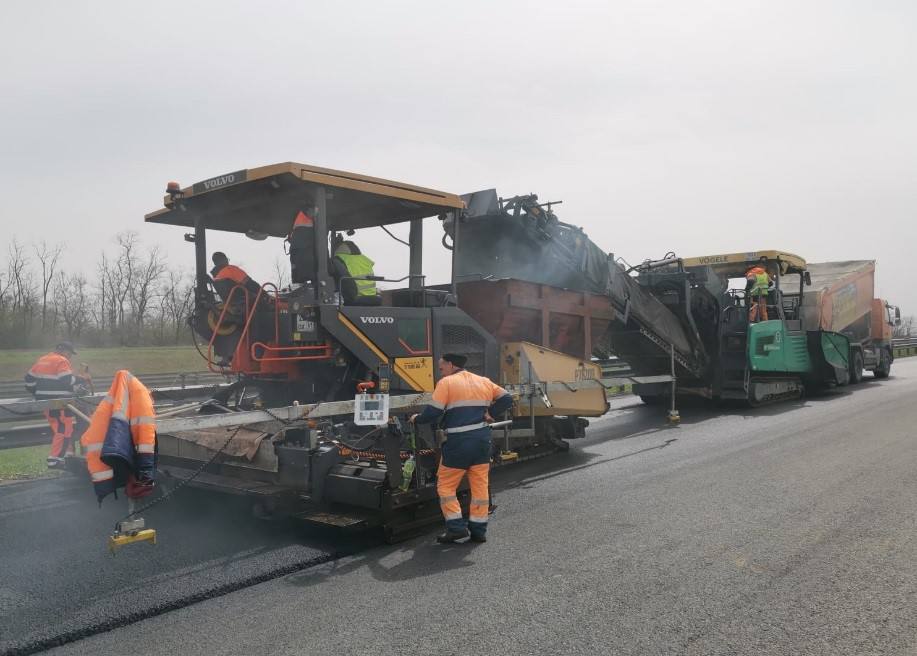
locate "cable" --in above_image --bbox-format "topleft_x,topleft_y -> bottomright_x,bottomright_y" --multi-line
380,225 -> 410,247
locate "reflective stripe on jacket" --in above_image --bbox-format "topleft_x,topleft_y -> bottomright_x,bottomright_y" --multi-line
81,370 -> 156,503
335,253 -> 377,297
415,369 -> 513,436
24,352 -> 75,397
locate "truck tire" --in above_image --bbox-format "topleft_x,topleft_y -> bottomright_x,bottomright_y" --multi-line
849,350 -> 864,384
874,349 -> 891,379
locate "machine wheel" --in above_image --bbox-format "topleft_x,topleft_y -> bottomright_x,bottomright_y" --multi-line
207,308 -> 239,336
849,350 -> 864,384
874,349 -> 891,379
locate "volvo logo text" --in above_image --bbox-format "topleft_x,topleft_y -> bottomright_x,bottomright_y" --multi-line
360,316 -> 394,324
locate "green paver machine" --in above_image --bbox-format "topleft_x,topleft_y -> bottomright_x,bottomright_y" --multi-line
630,250 -> 850,405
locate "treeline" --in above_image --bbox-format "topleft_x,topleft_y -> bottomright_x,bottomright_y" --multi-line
0,232 -> 194,349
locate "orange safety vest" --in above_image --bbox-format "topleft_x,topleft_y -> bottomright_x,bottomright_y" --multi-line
81,370 -> 156,502
25,352 -> 75,397
214,264 -> 251,285
291,210 -> 314,230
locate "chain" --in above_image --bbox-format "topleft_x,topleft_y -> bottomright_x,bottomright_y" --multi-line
116,423 -> 244,527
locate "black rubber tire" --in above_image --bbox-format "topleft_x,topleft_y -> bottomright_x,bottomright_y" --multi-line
849,350 -> 864,384
874,349 -> 891,379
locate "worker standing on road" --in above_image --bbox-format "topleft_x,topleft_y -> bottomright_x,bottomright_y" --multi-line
410,354 -> 514,544
24,342 -> 89,468
745,264 -> 771,322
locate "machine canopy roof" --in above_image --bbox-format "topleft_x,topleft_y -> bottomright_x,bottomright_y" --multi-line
680,250 -> 807,276
144,162 -> 465,237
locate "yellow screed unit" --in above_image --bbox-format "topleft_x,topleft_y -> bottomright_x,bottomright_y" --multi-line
500,342 -> 607,417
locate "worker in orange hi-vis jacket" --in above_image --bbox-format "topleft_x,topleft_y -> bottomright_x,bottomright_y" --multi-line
745,264 -> 772,323
24,342 -> 89,468
410,354 -> 514,544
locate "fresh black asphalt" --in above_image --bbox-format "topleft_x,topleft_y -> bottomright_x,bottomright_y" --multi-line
3,358 -> 916,655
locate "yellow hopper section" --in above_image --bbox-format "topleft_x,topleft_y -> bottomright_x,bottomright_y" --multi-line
501,342 -> 607,417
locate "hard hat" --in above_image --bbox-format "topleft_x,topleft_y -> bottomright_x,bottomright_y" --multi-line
55,341 -> 77,355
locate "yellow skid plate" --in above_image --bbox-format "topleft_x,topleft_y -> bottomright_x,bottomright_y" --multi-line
109,529 -> 157,554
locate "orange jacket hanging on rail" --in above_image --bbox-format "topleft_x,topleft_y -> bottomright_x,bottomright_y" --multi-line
80,370 -> 156,503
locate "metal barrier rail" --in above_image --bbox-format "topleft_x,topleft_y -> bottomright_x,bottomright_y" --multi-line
894,337 -> 917,358
0,371 -> 227,400
0,377 -> 230,451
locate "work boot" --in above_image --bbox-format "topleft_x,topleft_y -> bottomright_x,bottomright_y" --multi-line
469,533 -> 487,544
46,457 -> 64,469
436,528 -> 469,544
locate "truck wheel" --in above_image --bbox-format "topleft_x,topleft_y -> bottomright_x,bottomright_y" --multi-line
849,350 -> 864,384
874,349 -> 891,379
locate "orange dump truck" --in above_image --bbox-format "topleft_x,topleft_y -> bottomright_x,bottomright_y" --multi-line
801,261 -> 901,380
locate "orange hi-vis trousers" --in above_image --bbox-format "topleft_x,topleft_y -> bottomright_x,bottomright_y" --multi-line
437,462 -> 490,536
45,407 -> 76,460
748,294 -> 768,322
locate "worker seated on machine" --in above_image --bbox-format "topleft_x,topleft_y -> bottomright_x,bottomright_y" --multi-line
210,252 -> 264,306
331,238 -> 383,306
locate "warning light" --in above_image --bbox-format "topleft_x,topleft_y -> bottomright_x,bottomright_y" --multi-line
166,181 -> 183,201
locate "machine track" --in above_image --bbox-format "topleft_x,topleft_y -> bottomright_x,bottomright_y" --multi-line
747,377 -> 805,407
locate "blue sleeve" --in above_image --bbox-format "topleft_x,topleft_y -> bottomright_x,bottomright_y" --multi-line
489,392 -> 514,418
414,405 -> 444,425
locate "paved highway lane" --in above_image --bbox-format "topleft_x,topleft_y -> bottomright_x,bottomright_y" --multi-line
14,358 -> 917,655
0,479 -> 357,655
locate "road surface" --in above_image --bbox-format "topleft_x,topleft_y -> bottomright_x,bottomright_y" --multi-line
2,359 -> 915,655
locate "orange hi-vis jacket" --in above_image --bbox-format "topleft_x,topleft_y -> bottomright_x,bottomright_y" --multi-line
81,370 -> 156,502
214,264 -> 251,285
415,369 -> 513,439
24,352 -> 76,398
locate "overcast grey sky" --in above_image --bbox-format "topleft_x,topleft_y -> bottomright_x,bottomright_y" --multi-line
2,0 -> 915,313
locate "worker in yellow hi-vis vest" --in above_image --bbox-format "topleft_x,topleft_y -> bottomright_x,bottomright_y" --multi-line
331,240 -> 381,306
745,265 -> 772,322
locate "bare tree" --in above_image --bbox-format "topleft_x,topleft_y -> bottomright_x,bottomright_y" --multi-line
34,240 -> 63,331
273,255 -> 290,290
895,315 -> 914,338
0,266 -> 9,313
6,238 -> 37,338
54,271 -> 89,339
160,270 -> 194,344
129,245 -> 166,340
91,253 -> 110,334
106,232 -> 138,343
7,238 -> 32,313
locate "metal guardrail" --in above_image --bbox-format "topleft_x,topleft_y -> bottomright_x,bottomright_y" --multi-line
894,337 -> 917,358
0,371 -> 227,400
0,372 -> 230,451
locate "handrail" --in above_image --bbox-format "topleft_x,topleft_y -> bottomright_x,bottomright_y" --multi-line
235,283 -> 277,369
206,285 -> 250,373
338,273 -> 435,307
250,342 -> 333,362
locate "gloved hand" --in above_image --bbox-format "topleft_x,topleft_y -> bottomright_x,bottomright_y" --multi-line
125,474 -> 155,499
